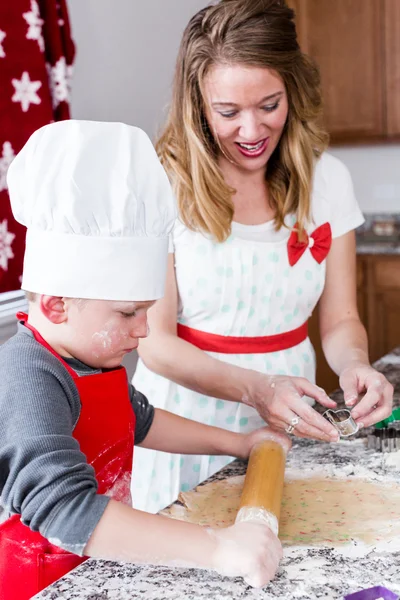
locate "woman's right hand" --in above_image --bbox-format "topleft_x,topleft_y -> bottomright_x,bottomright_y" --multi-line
209,521 -> 283,588
245,373 -> 340,442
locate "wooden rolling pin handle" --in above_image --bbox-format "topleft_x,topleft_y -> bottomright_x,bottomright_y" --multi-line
235,439 -> 288,534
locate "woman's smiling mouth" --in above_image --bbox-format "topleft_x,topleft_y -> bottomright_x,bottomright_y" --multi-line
235,137 -> 269,157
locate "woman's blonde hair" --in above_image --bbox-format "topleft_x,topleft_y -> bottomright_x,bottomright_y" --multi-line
156,0 -> 329,242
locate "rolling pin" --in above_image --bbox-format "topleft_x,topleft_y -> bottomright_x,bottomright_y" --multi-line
235,438 -> 288,535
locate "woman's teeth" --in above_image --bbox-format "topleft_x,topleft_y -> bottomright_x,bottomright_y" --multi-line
237,140 -> 265,151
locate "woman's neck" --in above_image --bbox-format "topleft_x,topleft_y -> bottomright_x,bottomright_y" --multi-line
219,156 -> 275,225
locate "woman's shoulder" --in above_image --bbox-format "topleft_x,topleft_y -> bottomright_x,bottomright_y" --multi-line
171,216 -> 212,243
314,151 -> 352,187
170,217 -> 192,243
169,216 -> 211,254
311,151 -> 354,212
311,152 -> 364,237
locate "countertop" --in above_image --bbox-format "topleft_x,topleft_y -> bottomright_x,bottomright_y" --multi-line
356,213 -> 400,255
34,348 -> 400,600
356,240 -> 400,255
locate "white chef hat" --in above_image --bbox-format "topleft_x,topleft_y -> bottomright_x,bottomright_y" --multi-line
7,120 -> 177,301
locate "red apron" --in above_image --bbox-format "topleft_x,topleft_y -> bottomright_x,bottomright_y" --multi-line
0,314 -> 136,600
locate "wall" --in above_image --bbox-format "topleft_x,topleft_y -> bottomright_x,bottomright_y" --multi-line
67,0 -> 206,137
330,145 -> 400,214
0,291 -> 28,346
67,0 -> 400,216
67,0 -> 208,378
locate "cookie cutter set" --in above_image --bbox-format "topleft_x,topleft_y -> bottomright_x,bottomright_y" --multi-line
367,407 -> 400,453
323,406 -> 400,452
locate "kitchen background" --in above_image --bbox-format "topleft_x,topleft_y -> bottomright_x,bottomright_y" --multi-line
1,0 -> 399,392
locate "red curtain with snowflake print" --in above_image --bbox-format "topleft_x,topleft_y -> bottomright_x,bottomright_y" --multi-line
0,0 -> 75,293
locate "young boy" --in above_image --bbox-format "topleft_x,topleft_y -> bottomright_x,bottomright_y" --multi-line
0,120 -> 288,600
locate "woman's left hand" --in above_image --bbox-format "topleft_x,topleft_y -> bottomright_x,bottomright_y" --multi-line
339,363 -> 394,428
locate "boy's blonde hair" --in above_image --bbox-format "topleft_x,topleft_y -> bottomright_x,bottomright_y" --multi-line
156,0 -> 329,242
25,291 -> 37,302
24,291 -> 87,308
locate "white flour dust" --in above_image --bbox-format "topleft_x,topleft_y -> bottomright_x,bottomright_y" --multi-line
92,329 -> 113,350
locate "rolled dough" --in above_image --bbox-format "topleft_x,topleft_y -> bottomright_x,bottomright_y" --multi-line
161,475 -> 400,546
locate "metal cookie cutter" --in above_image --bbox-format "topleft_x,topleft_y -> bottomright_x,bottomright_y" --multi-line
367,426 -> 400,453
323,409 -> 359,438
367,407 -> 400,453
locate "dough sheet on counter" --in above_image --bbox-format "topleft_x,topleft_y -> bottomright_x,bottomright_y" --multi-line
161,475 -> 400,546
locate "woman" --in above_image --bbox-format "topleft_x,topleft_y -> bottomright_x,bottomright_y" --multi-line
131,0 -> 393,513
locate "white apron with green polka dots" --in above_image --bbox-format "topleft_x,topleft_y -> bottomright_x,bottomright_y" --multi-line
130,150 -> 366,513
131,211 -> 327,513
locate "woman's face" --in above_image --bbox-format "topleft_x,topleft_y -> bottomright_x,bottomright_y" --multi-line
203,64 -> 289,174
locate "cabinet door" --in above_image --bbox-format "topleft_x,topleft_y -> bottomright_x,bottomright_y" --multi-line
308,308 -> 339,394
385,0 -> 400,136
308,258 -> 366,394
288,0 -> 384,142
368,257 -> 400,361
373,291 -> 400,359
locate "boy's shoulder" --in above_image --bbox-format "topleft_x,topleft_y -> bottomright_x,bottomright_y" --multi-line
0,329 -> 80,415
1,328 -> 63,373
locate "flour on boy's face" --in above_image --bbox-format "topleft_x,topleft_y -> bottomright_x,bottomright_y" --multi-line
65,299 -> 155,369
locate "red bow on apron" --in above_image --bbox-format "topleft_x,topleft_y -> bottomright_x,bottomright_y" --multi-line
287,222 -> 332,266
0,313 -> 136,600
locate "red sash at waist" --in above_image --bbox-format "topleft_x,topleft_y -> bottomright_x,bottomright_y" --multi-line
177,322 -> 308,354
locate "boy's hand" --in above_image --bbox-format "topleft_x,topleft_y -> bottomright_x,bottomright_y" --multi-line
209,521 -> 283,587
239,427 -> 292,460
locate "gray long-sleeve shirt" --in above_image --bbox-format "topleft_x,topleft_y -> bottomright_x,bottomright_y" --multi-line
0,324 -> 154,555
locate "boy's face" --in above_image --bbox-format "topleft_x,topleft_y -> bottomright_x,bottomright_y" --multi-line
63,298 -> 155,368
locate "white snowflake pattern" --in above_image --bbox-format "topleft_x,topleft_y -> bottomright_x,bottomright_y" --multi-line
0,142 -> 15,192
46,57 -> 73,108
0,219 -> 16,272
11,71 -> 42,113
0,29 -> 6,58
23,0 -> 44,52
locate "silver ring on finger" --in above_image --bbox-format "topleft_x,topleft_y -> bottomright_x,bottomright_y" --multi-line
285,415 -> 301,434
